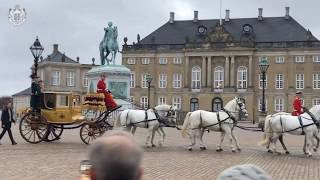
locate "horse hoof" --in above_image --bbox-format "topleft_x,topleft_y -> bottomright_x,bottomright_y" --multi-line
216,148 -> 223,152
232,149 -> 236,153
285,151 -> 290,155
307,154 -> 312,157
200,146 -> 207,150
237,148 -> 241,152
267,150 -> 273,153
152,144 -> 156,148
188,147 -> 193,151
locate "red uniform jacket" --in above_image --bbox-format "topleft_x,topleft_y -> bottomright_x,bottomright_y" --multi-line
292,97 -> 303,116
97,79 -> 117,109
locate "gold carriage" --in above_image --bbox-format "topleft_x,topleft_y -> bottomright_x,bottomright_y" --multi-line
19,91 -> 115,144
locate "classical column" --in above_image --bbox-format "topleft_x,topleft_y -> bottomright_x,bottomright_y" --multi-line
202,56 -> 207,88
230,56 -> 235,87
248,55 -> 253,87
224,56 -> 230,87
207,56 -> 212,88
184,56 -> 189,88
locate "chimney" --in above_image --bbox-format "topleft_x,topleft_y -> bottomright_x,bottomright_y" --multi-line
225,9 -> 230,22
193,11 -> 199,22
169,12 -> 175,24
76,57 -> 79,63
258,8 -> 263,21
285,6 -> 290,20
53,44 -> 58,52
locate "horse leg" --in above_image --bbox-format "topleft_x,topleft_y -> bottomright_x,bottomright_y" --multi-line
303,135 -> 307,154
131,126 -> 137,135
216,131 -> 226,152
305,133 -> 313,157
314,133 -> 320,151
199,129 -> 207,150
188,129 -> 197,151
271,133 -> 281,155
150,126 -> 157,148
231,128 -> 241,152
279,135 -> 289,154
225,127 -> 236,152
145,127 -> 152,148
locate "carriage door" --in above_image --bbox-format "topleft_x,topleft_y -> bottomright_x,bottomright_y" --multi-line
212,97 -> 223,112
190,98 -> 199,112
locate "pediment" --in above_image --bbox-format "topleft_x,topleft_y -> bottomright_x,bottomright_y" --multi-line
206,23 -> 233,43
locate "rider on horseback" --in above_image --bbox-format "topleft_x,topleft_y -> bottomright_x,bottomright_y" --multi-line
292,91 -> 303,116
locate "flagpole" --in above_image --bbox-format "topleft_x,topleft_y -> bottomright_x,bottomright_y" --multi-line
219,0 -> 222,25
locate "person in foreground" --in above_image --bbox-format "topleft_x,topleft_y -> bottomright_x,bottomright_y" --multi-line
0,101 -> 17,145
217,164 -> 271,180
89,130 -> 143,180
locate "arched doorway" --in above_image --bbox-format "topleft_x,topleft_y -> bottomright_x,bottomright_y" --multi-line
212,97 -> 223,112
190,98 -> 199,112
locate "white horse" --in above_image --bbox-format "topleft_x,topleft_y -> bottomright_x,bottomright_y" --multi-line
181,97 -> 248,152
259,105 -> 320,157
115,104 -> 177,147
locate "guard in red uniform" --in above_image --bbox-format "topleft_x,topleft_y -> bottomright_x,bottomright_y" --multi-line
97,74 -> 118,110
292,91 -> 303,116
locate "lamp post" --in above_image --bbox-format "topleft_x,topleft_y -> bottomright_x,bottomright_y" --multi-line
146,74 -> 153,109
30,36 -> 44,77
259,57 -> 269,114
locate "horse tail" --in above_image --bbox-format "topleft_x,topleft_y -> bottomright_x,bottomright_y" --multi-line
181,112 -> 192,138
258,115 -> 272,146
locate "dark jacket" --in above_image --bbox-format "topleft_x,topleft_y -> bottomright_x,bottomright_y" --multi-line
1,107 -> 15,129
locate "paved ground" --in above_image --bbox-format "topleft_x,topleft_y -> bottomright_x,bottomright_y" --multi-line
0,123 -> 319,180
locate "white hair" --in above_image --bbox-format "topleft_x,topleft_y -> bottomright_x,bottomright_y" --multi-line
217,164 -> 271,180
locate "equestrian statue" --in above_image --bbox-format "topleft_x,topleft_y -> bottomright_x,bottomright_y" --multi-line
99,22 -> 119,65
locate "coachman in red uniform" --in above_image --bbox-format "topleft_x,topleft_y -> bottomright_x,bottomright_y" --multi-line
97,74 -> 118,110
292,91 -> 303,116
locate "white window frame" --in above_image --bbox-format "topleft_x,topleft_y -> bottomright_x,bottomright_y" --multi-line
158,96 -> 166,105
159,74 -> 167,88
140,96 -> 148,109
313,55 -> 320,63
173,73 -> 182,88
312,98 -> 320,106
141,74 -> 148,88
191,66 -> 201,89
159,57 -> 167,64
214,66 -> 224,89
275,56 -> 285,64
83,74 -> 88,87
275,98 -> 284,112
313,73 -> 320,89
172,96 -> 182,110
295,56 -> 305,63
173,57 -> 182,64
296,73 -> 304,89
275,74 -> 284,89
259,74 -> 268,89
141,58 -> 150,65
66,71 -> 75,87
52,71 -> 61,86
237,66 -> 247,89
130,72 -> 135,88
127,58 -> 136,64
258,97 -> 268,112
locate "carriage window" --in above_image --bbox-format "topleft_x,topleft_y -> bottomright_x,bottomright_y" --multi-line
57,95 -> 69,107
42,93 -> 56,109
190,98 -> 199,112
212,97 -> 223,112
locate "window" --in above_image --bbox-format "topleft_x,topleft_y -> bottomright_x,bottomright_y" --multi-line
275,98 -> 284,112
140,96 -> 148,109
259,74 -> 268,89
214,66 -> 224,88
191,66 -> 201,89
51,71 -> 60,86
312,98 -> 320,106
83,74 -> 88,87
173,73 -> 182,88
141,58 -> 150,65
66,71 -> 75,87
275,74 -> 284,89
159,74 -> 167,88
130,72 -> 135,88
57,94 -> 69,107
173,57 -> 182,64
172,96 -> 182,110
295,56 -> 305,63
141,74 -> 148,88
212,97 -> 223,112
158,96 -> 166,105
190,98 -> 199,112
313,55 -> 320,63
127,58 -> 136,64
258,97 -> 268,112
275,56 -> 285,64
237,66 -> 247,89
129,96 -> 134,103
159,57 -> 167,64
313,73 -> 320,89
296,73 -> 304,89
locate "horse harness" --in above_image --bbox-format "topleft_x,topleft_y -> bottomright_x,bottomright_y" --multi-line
196,108 -> 236,131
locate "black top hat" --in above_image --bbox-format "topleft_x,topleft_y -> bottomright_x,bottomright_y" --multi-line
30,74 -> 39,79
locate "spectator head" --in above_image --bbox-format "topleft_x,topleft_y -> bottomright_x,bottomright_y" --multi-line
89,130 -> 143,180
100,73 -> 106,80
217,164 -> 271,180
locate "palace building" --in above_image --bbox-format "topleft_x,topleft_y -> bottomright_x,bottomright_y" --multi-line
122,7 -> 320,121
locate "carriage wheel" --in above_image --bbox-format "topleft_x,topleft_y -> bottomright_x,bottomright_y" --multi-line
43,125 -> 64,142
19,112 -> 48,144
80,123 -> 104,145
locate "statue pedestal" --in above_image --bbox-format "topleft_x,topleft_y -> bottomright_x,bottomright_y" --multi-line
86,65 -> 132,109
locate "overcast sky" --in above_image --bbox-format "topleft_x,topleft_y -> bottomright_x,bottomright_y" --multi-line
0,0 -> 319,96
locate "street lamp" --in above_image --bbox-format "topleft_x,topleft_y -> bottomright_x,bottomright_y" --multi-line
259,57 -> 269,114
146,74 -> 153,109
30,36 -> 44,77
